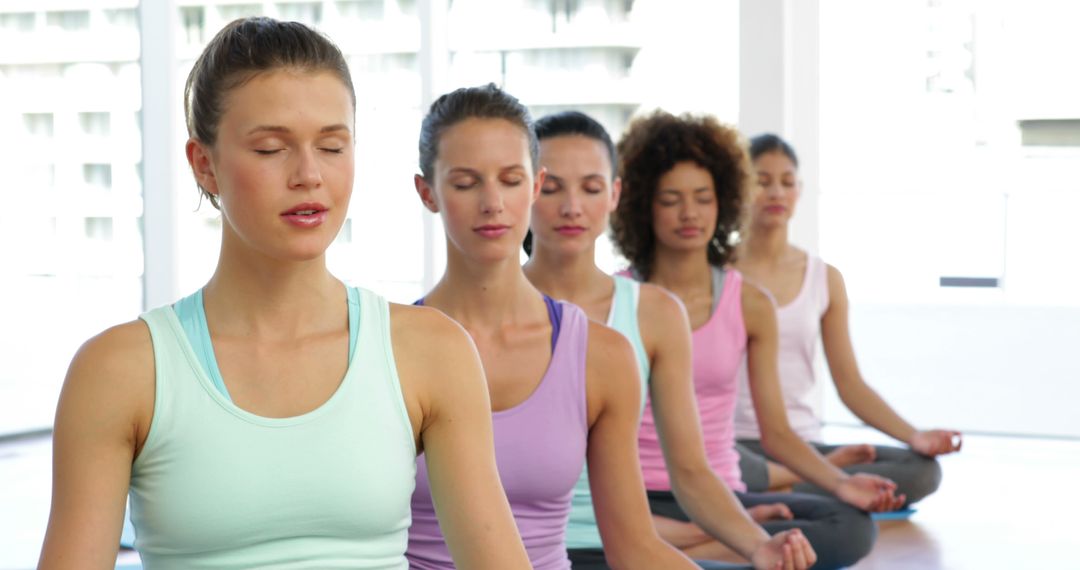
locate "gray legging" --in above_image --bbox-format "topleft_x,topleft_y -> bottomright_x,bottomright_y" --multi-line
568,547 -> 749,569
736,439 -> 943,506
647,489 -> 876,570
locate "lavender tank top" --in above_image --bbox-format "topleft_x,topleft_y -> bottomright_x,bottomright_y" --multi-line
406,299 -> 589,570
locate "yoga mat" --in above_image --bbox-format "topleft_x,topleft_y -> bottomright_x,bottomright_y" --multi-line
871,507 -> 916,521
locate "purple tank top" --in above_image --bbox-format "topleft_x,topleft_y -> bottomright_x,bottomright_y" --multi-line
406,300 -> 589,570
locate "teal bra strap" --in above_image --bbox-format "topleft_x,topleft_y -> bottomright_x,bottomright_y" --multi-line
173,286 -> 360,401
174,289 -> 231,401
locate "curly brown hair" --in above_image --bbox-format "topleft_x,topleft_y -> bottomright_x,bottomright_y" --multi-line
611,110 -> 751,280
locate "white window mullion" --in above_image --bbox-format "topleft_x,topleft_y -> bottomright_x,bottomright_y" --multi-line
140,1 -> 180,310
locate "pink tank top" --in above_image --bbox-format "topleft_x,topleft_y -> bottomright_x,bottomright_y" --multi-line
407,301 -> 589,570
638,269 -> 748,492
734,254 -> 830,443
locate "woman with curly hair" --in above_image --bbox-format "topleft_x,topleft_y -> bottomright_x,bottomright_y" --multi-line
611,111 -> 903,569
732,133 -> 960,502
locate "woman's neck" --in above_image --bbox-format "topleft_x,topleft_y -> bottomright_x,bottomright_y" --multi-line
204,236 -> 342,337
648,246 -> 713,292
426,246 -> 545,329
743,222 -> 791,263
523,242 -> 611,306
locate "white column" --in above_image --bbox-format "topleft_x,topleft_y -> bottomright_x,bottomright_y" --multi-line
418,0 -> 449,291
739,0 -> 820,254
140,1 -> 179,309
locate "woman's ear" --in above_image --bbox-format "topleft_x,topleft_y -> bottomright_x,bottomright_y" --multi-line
414,174 -> 440,213
186,138 -> 218,197
609,176 -> 623,213
531,167 -> 547,203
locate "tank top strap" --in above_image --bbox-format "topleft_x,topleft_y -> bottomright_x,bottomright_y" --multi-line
713,268 -> 745,336
354,287 -> 414,446
544,295 -> 563,353
607,275 -> 650,409
549,301 -> 590,427
806,254 -> 830,317
710,266 -> 728,314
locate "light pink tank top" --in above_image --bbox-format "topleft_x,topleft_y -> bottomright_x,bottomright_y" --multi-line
638,268 -> 748,492
734,254 -> 830,443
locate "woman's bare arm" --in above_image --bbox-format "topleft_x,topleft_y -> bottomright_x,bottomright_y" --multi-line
391,305 -> 531,569
39,321 -> 155,569
584,321 -> 699,570
741,284 -> 904,512
821,266 -> 961,455
641,285 -> 806,566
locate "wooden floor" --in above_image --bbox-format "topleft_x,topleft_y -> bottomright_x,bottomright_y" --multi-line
837,426 -> 1080,569
2,425 -> 1078,569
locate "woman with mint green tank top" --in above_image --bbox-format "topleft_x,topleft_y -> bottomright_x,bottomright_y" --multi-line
524,111 -> 815,570
39,18 -> 530,570
563,275 -> 649,551
133,287 -> 413,568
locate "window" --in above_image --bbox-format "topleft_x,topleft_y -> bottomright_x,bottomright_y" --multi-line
180,6 -> 205,46
276,2 -> 322,25
0,2 -> 143,436
79,112 -> 111,137
22,113 -> 53,138
84,217 -> 114,241
5,0 -> 740,437
818,0 -> 1080,438
46,10 -> 91,31
0,12 -> 34,33
83,163 -> 113,190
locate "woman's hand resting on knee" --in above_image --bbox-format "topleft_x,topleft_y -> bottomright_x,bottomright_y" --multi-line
909,430 -> 962,457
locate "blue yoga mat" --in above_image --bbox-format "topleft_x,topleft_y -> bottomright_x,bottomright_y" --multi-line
120,504 -> 136,548
871,507 -> 916,521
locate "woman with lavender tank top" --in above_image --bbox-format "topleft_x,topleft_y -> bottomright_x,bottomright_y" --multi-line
611,112 -> 907,569
523,111 -> 816,570
732,134 -> 960,505
406,85 -> 701,570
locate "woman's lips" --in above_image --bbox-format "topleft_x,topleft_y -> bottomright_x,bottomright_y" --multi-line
281,203 -> 328,227
556,225 -> 587,236
474,224 -> 510,238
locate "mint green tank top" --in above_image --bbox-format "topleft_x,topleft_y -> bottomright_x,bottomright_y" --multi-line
566,275 -> 650,550
130,287 -> 416,569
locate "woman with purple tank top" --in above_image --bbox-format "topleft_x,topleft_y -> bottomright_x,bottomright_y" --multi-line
611,111 -> 906,569
732,134 -> 961,504
405,84 -> 700,570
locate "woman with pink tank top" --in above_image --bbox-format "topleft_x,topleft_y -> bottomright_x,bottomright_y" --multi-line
611,111 -> 905,569
732,134 -> 961,505
405,85 -> 700,570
